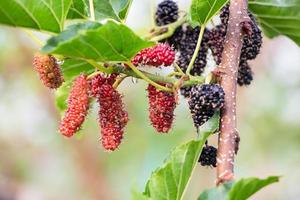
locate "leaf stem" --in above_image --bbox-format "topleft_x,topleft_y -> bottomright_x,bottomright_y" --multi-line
126,62 -> 173,92
147,14 -> 187,41
89,0 -> 95,21
186,24 -> 206,76
174,63 -> 185,75
113,75 -> 128,88
86,59 -> 113,74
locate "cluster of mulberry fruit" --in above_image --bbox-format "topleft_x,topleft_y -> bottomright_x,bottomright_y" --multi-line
30,0 -> 264,156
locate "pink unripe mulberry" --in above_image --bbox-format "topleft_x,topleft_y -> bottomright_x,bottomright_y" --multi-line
89,73 -> 128,150
59,74 -> 90,137
98,84 -> 129,151
147,84 -> 176,133
132,43 -> 175,67
33,53 -> 64,89
89,73 -> 117,98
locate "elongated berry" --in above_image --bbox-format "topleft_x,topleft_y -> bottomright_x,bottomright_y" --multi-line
147,84 -> 176,133
188,84 -> 225,128
33,53 -> 64,89
98,84 -> 128,151
59,74 -> 90,137
207,25 -> 227,65
155,0 -> 179,26
132,43 -> 175,67
199,145 -> 218,167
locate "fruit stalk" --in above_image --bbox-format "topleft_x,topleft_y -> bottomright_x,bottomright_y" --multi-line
216,0 -> 250,185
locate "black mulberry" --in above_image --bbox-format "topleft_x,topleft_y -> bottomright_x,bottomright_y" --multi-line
155,0 -> 179,26
199,145 -> 218,167
238,61 -> 253,86
188,84 -> 225,128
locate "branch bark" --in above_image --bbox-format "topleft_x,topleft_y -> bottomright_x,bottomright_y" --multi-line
216,0 -> 250,185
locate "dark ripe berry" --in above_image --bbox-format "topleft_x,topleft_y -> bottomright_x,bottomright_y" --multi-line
98,84 -> 129,151
132,43 -> 175,67
147,84 -> 176,133
59,74 -> 90,137
219,4 -> 262,61
238,61 -> 253,86
240,16 -> 263,61
180,86 -> 192,98
167,24 -> 209,77
207,25 -> 227,65
199,145 -> 218,167
188,84 -> 225,128
89,73 -> 117,98
220,4 -> 229,25
155,0 -> 179,26
33,53 -> 64,89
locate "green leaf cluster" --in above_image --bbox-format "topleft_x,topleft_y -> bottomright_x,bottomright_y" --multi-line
198,176 -> 280,200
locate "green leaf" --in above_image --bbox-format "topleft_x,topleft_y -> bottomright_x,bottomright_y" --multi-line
61,59 -> 94,79
67,0 -> 88,19
42,20 -> 154,62
131,189 -> 150,200
190,0 -> 229,25
67,0 -> 119,21
138,113 -> 220,200
0,0 -> 72,33
55,80 -> 71,112
228,176 -> 280,200
110,0 -> 133,20
67,0 -> 132,21
198,176 -> 280,200
55,59 -> 94,112
249,0 -> 300,46
198,182 -> 233,200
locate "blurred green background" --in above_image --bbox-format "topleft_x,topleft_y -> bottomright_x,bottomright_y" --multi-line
0,0 -> 300,199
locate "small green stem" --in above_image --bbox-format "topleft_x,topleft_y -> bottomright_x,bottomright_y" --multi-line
174,63 -> 185,75
147,15 -> 187,42
126,62 -> 172,92
113,75 -> 127,88
89,0 -> 95,21
86,59 -> 113,74
186,24 -> 206,76
167,72 -> 182,77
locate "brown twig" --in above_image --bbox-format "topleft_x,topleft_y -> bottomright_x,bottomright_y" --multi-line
216,0 -> 251,185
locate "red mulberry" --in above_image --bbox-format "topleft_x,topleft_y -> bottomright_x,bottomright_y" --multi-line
89,73 -> 117,98
98,84 -> 128,151
147,84 -> 176,133
59,74 -> 90,137
132,43 -> 175,67
33,53 -> 64,89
